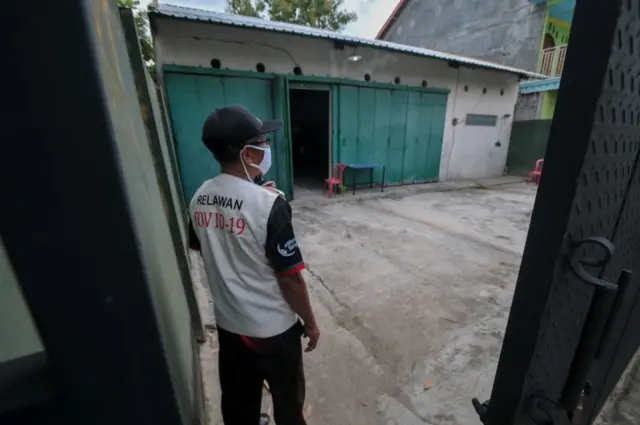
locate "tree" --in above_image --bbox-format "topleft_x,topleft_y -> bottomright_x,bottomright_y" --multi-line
226,0 -> 357,32
117,0 -> 156,78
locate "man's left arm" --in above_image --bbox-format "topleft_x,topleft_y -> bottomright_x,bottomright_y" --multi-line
265,198 -> 320,351
265,199 -> 304,275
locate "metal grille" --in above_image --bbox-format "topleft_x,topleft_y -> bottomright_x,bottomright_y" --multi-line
481,0 -> 640,423
540,45 -> 568,77
523,0 -> 640,401
579,2 -> 640,420
525,0 -> 640,414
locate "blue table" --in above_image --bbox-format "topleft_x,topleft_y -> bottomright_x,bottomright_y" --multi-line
346,163 -> 386,195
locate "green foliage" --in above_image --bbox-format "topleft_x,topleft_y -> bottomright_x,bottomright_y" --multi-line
117,0 -> 140,7
226,0 -> 357,32
116,0 -> 156,80
134,12 -> 155,65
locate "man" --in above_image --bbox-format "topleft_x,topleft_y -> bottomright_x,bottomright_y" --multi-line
188,105 -> 319,425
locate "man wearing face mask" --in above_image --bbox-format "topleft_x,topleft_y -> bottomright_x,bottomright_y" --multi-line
188,105 -> 319,425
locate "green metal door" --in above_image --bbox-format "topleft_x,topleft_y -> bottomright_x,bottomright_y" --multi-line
337,85 -> 447,185
388,90 -> 409,184
271,76 -> 293,198
411,92 -> 447,183
338,86 -> 359,166
402,91 -> 422,183
372,89 -> 391,183
412,93 -> 434,183
164,72 -> 291,201
425,93 -> 447,181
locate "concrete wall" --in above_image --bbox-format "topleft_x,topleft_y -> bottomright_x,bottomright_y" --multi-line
0,238 -> 43,363
515,92 -> 542,121
92,7 -> 199,424
382,0 -> 546,72
155,19 -> 521,181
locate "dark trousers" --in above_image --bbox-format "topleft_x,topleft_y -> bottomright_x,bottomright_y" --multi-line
218,322 -> 307,425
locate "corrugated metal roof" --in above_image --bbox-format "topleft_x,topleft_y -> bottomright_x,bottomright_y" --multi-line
150,3 -> 546,79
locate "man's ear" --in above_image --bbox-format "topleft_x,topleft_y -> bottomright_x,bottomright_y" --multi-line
240,147 -> 252,164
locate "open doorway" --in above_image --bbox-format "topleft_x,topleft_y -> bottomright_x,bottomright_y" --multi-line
289,87 -> 331,195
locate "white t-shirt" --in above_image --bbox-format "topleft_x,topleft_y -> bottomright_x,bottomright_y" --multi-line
189,174 -> 305,338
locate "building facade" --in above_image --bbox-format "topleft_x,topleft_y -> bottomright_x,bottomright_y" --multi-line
151,4 -> 539,200
376,0 -> 547,72
521,0 -> 574,120
378,0 -> 575,121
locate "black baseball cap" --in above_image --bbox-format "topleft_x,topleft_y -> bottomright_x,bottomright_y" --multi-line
202,105 -> 282,151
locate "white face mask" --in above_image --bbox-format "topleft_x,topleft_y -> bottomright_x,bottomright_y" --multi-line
241,145 -> 272,181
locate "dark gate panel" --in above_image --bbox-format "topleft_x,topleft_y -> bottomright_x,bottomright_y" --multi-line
506,119 -> 552,177
581,0 -> 640,414
478,0 -> 640,423
2,1 -> 202,424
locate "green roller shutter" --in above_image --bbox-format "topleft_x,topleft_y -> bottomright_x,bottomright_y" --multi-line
337,85 -> 447,185
163,72 -> 291,201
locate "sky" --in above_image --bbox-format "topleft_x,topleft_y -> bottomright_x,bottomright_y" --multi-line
139,0 -> 398,38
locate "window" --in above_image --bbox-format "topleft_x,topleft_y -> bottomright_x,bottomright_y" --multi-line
466,114 -> 498,126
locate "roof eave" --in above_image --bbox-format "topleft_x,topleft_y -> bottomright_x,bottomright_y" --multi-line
150,6 -> 545,80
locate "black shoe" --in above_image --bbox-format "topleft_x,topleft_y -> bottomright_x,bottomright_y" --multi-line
260,413 -> 271,425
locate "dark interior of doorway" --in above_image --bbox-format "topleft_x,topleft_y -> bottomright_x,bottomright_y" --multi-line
289,88 -> 330,189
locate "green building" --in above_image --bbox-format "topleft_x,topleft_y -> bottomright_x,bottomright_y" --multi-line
517,0 -> 574,121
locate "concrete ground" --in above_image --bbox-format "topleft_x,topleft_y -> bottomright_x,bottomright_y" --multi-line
596,352 -> 640,425
192,177 -> 538,425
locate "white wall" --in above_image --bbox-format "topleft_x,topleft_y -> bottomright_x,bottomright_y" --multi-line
154,18 -> 520,181
446,68 -> 519,180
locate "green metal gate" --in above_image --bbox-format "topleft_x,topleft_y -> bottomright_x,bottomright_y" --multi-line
337,85 -> 447,185
163,67 -> 449,200
164,71 -> 292,201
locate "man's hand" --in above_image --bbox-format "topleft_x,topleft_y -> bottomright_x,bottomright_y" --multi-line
304,322 -> 320,352
262,181 -> 286,199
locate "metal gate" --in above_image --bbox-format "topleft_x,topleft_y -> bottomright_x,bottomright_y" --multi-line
474,0 -> 640,424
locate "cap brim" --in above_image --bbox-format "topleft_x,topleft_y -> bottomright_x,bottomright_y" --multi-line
259,119 -> 283,134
